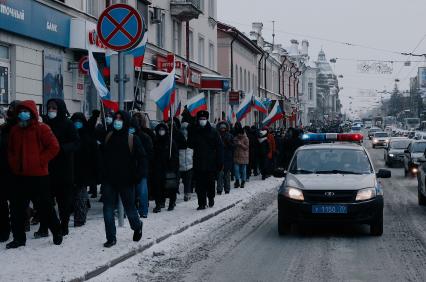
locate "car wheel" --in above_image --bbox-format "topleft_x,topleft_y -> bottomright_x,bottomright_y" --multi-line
278,210 -> 291,236
370,212 -> 383,236
419,183 -> 426,206
372,145 -> 376,149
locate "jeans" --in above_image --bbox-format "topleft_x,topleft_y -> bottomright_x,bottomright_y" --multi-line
103,184 -> 142,242
234,164 -> 247,182
217,170 -> 231,193
180,170 -> 193,194
136,178 -> 148,217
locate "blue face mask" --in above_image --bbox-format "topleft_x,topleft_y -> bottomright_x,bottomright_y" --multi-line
74,121 -> 83,129
106,117 -> 113,125
113,120 -> 123,131
18,111 -> 31,121
48,111 -> 57,119
129,127 -> 136,134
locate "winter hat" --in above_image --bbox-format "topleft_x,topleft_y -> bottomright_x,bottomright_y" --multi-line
196,110 -> 209,120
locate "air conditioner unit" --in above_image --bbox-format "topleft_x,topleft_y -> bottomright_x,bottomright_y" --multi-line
151,7 -> 162,24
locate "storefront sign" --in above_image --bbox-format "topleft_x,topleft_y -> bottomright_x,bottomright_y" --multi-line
229,91 -> 240,105
0,0 -> 70,47
189,69 -> 202,88
156,55 -> 185,84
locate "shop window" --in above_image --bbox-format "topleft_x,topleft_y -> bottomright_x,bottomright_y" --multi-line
0,45 -> 9,60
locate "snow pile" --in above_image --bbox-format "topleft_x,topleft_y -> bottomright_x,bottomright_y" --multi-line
0,177 -> 282,282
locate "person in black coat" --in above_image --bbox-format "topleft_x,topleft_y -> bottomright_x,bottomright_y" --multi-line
216,121 -> 234,194
36,99 -> 80,238
70,112 -> 100,227
245,125 -> 259,179
0,101 -> 20,242
152,123 -> 179,213
280,128 -> 303,169
188,110 -> 224,210
102,111 -> 144,248
258,129 -> 270,180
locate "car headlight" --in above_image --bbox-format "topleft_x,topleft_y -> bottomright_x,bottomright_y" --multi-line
389,153 -> 394,157
356,188 -> 377,201
282,187 -> 304,201
373,139 -> 378,143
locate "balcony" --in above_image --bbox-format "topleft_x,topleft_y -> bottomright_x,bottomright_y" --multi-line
170,0 -> 202,21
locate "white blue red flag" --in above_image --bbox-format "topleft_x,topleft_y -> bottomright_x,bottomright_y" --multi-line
236,91 -> 253,122
262,101 -> 284,127
186,93 -> 207,117
173,100 -> 182,117
88,49 -> 118,112
105,32 -> 148,70
252,95 -> 268,114
150,66 -> 176,121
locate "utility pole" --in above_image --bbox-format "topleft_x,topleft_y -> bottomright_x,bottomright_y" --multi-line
272,20 -> 275,50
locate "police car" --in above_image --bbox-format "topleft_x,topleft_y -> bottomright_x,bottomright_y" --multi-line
276,133 -> 391,236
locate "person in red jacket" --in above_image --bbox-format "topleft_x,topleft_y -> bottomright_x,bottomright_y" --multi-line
6,100 -> 63,249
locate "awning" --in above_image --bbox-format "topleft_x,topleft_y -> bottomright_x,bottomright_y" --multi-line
201,74 -> 230,91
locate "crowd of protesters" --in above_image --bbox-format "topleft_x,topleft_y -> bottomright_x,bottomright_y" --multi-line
0,100 -> 303,249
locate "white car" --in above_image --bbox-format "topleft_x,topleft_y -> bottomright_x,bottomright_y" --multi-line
372,132 -> 389,148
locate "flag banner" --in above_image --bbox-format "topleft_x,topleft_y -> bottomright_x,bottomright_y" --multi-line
236,91 -> 253,122
150,66 -> 176,121
186,93 -> 207,117
253,95 -> 268,114
262,101 -> 284,127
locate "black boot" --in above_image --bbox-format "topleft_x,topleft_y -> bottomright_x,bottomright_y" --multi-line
6,240 -> 25,249
34,230 -> 49,239
240,181 -> 245,188
197,206 -> 206,210
103,239 -> 117,248
53,233 -> 63,245
234,180 -> 240,188
133,224 -> 143,242
0,233 -> 10,243
61,222 -> 69,236
153,206 -> 161,213
168,202 -> 176,211
209,198 -> 215,208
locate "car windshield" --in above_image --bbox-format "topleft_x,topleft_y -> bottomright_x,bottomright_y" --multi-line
412,142 -> 426,153
374,133 -> 388,137
289,148 -> 372,175
390,140 -> 411,149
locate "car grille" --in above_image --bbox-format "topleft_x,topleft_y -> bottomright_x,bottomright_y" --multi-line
303,190 -> 357,203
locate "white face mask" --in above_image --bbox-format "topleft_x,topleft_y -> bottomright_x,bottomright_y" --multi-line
158,129 -> 166,136
48,111 -> 57,119
199,120 -> 208,127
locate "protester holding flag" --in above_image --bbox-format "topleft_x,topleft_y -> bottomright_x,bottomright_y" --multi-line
188,111 -> 224,210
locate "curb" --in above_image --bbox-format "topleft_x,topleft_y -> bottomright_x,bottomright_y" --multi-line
69,199 -> 243,282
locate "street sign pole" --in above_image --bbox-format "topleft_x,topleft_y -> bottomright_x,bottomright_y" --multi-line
118,51 -> 125,110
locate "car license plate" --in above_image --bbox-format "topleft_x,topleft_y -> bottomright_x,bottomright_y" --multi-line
312,205 -> 347,214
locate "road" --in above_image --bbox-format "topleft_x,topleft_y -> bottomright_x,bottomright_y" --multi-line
93,139 -> 426,282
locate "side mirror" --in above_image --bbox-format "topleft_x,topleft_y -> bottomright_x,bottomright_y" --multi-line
273,168 -> 287,178
376,169 -> 391,179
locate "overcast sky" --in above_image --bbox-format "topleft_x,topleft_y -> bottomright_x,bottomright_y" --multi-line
217,0 -> 426,117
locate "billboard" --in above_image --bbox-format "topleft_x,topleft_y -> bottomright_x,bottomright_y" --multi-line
418,67 -> 426,89
43,52 -> 64,108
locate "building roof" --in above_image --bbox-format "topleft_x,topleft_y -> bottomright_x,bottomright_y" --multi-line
217,21 -> 264,55
316,49 -> 334,74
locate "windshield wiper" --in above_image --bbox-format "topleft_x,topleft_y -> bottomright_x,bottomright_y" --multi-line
316,170 -> 363,175
291,169 -> 315,174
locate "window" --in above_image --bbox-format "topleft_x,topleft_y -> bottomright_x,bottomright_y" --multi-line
189,30 -> 194,59
0,45 -> 9,60
198,36 -> 205,65
308,82 -> 313,100
253,74 -> 256,91
235,65 -> 238,90
239,67 -> 243,90
208,42 -> 215,69
87,0 -> 100,17
200,0 -> 204,12
156,13 -> 166,48
248,72 -> 251,92
244,70 -> 247,91
172,20 -> 182,55
208,0 -> 215,18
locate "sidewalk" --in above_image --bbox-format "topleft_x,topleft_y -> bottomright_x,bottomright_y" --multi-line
0,177 -> 282,282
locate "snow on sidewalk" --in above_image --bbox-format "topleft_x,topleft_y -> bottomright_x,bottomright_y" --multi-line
0,177 -> 282,282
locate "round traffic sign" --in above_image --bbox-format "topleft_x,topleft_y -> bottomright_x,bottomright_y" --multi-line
79,56 -> 89,75
97,4 -> 144,52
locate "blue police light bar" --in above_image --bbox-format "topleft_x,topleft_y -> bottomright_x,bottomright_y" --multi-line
302,133 -> 363,143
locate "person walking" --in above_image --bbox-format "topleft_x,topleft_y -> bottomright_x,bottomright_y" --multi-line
152,123 -> 179,213
0,101 -> 20,243
35,99 -> 79,238
179,121 -> 194,201
102,111 -> 144,248
70,112 -> 100,227
130,113 -> 153,218
188,111 -> 224,210
233,127 -> 250,188
216,121 -> 234,194
258,129 -> 270,180
7,100 -> 63,249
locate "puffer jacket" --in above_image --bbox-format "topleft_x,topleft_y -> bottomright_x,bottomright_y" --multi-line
179,148 -> 193,171
233,133 -> 249,165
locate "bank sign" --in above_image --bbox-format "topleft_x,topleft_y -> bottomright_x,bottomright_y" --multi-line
0,0 -> 70,47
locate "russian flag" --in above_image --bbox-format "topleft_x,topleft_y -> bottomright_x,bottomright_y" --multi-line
174,100 -> 182,117
186,93 -> 207,117
150,66 -> 176,121
88,49 -> 118,112
236,91 -> 253,122
262,101 -> 284,127
105,32 -> 147,70
252,96 -> 268,114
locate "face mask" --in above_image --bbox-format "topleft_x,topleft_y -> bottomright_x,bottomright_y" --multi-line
199,120 -> 208,127
158,129 -> 166,136
48,111 -> 57,119
106,117 -> 113,125
74,121 -> 83,130
113,120 -> 123,131
18,111 -> 31,121
129,127 -> 136,134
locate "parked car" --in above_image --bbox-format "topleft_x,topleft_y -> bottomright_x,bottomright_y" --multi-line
416,154 -> 426,205
403,140 -> 426,177
384,138 -> 411,167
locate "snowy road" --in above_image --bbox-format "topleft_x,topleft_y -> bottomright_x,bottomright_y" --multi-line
94,140 -> 426,282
